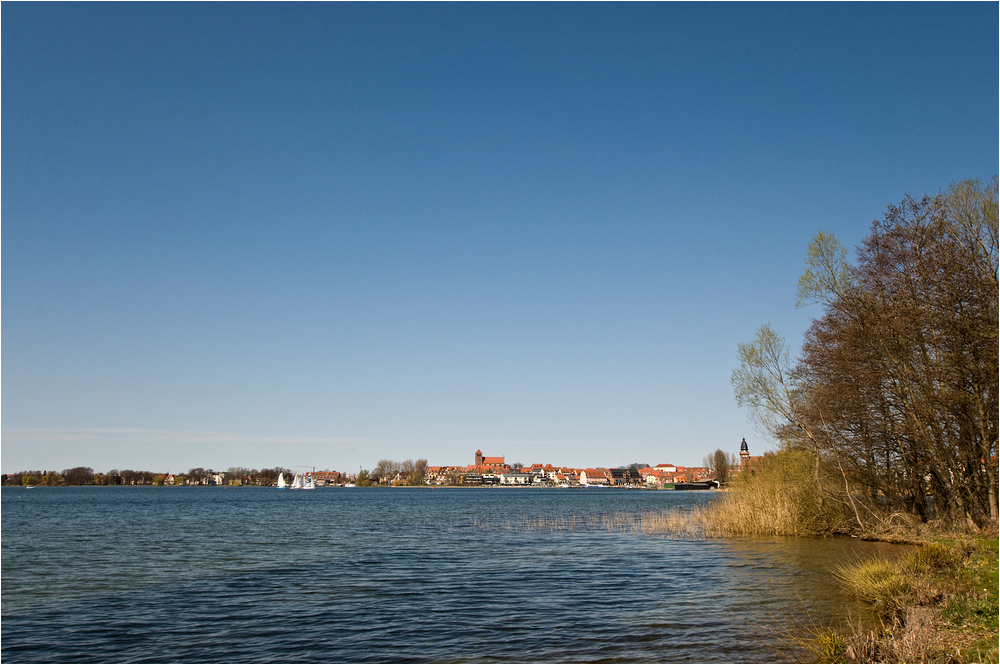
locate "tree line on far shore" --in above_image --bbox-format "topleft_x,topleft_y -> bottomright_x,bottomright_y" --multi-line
1,466 -> 297,487
352,459 -> 430,486
3,458 -> 667,488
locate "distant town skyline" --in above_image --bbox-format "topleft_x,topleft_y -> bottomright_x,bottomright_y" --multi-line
3,446 -> 729,488
3,3 -> 997,473
0,438 -> 751,479
0,442 -> 720,475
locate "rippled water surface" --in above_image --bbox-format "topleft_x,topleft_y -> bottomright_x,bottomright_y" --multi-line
2,487 -> 907,663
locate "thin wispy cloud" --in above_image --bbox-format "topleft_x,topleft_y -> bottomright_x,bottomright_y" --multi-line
3,428 -> 395,447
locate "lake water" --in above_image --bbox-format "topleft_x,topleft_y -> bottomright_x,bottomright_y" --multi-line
1,486 -> 907,663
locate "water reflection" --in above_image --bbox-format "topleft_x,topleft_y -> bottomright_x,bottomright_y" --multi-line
717,536 -> 913,657
2,487 -> 912,663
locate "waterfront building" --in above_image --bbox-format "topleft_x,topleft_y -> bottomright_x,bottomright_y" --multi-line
579,469 -> 610,486
639,468 -> 670,485
312,471 -> 341,486
499,472 -> 533,485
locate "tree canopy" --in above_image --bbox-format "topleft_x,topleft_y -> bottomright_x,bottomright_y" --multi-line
733,178 -> 998,530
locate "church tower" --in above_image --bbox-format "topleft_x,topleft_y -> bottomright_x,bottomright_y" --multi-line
739,438 -> 750,472
475,449 -> 484,466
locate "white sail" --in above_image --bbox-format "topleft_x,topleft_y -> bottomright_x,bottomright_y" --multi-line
277,473 -> 286,489
304,473 -> 316,490
290,473 -> 303,489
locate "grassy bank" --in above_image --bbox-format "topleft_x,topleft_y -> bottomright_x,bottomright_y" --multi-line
695,450 -> 998,663
801,536 -> 999,664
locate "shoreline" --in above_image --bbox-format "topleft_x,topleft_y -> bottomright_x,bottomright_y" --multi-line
810,533 -> 999,664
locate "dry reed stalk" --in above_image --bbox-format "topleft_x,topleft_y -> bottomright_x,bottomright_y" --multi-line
467,507 -> 712,537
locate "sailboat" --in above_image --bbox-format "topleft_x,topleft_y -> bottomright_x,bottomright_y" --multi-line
290,473 -> 303,489
304,471 -> 316,490
277,472 -> 286,489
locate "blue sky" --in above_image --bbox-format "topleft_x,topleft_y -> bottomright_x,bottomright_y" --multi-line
3,3 -> 997,474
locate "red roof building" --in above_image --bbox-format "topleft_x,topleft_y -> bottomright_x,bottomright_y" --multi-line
474,450 -> 509,472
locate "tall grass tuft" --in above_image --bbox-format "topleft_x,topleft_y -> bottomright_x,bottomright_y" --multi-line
834,557 -> 914,618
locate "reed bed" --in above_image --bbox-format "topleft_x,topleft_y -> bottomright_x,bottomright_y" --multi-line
699,449 -> 856,538
470,451 -> 862,540
466,487 -> 836,540
470,507 -> 708,538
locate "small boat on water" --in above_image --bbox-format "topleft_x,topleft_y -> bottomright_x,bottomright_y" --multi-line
290,473 -> 303,489
672,481 -> 718,491
277,473 -> 286,489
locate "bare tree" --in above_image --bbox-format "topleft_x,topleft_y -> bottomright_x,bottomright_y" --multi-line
703,450 -> 736,484
408,459 -> 428,486
731,323 -> 825,488
797,184 -> 998,527
373,459 -> 403,484
738,179 -> 998,529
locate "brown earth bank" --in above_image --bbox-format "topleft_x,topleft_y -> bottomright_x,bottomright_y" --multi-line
798,532 -> 999,664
